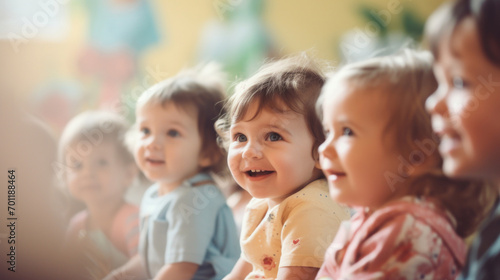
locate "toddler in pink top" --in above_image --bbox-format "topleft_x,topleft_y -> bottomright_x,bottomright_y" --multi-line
315,50 -> 493,280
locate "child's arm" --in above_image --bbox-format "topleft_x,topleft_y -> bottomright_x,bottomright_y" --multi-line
103,254 -> 147,280
276,266 -> 319,280
222,257 -> 253,280
153,262 -> 199,280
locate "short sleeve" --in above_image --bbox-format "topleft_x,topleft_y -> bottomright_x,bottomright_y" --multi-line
280,202 -> 343,268
164,185 -> 225,265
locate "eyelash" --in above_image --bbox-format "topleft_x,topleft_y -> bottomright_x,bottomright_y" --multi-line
233,133 -> 247,142
342,127 -> 354,136
266,132 -> 282,141
232,132 -> 283,142
167,129 -> 180,137
452,76 -> 470,89
140,127 -> 150,135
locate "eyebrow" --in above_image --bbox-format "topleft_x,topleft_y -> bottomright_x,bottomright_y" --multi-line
230,122 -> 293,137
335,117 -> 364,133
266,123 -> 293,137
138,119 -> 189,130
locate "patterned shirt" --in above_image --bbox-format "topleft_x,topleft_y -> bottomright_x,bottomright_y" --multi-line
241,179 -> 351,279
316,197 -> 466,280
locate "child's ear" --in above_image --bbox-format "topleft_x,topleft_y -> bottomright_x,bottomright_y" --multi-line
315,160 -> 322,170
313,149 -> 322,170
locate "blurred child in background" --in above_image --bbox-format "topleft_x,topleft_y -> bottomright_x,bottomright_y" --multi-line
425,0 -> 500,279
106,64 -> 240,280
316,49 -> 493,279
60,111 -> 139,280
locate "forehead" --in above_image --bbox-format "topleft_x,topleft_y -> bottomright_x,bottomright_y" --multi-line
233,99 -> 303,124
442,18 -> 483,69
136,101 -> 197,122
66,139 -> 118,157
322,81 -> 389,123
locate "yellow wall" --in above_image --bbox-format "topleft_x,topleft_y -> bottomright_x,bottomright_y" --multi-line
1,0 -> 445,104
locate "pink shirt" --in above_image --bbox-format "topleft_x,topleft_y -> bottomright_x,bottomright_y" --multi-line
316,197 -> 466,280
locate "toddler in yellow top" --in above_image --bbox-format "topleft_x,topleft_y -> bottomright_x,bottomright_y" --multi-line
217,54 -> 350,280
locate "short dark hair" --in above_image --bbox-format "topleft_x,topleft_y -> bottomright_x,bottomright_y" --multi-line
216,53 -> 326,162
134,63 -> 228,175
425,0 -> 500,65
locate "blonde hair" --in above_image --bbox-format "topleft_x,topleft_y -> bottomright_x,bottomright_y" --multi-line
132,63 -> 228,175
58,110 -> 134,178
216,53 -> 326,161
318,49 -> 492,237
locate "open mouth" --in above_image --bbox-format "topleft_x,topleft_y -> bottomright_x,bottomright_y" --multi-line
246,169 -> 274,177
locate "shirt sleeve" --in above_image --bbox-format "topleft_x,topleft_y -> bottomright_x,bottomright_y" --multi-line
164,185 -> 225,265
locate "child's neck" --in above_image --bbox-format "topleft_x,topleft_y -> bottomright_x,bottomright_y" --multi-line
86,198 -> 125,236
157,171 -> 202,196
158,181 -> 181,196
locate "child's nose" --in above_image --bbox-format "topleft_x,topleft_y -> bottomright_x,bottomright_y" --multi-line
318,137 -> 337,159
242,141 -> 263,159
81,163 -> 97,176
426,86 -> 448,117
145,135 -> 162,150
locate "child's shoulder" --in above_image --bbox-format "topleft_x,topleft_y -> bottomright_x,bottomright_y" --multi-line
280,179 -> 350,218
373,196 -> 448,222
173,173 -> 226,207
284,179 -> 336,205
362,196 -> 465,256
66,210 -> 89,241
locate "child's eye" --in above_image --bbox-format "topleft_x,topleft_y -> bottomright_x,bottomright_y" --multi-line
452,76 -> 469,89
167,129 -> 180,137
342,127 -> 354,136
70,161 -> 82,170
234,133 -> 247,142
140,127 -> 150,135
266,132 -> 282,142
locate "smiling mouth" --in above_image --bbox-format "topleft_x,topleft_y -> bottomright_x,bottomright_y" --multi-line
325,170 -> 346,178
246,170 -> 274,177
146,159 -> 165,164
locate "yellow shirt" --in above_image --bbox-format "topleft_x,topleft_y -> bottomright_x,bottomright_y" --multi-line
240,179 -> 351,279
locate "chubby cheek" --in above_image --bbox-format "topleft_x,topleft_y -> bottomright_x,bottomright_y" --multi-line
227,149 -> 242,181
133,145 -> 144,166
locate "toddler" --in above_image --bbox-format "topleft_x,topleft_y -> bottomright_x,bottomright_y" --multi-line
60,110 -> 139,280
218,54 -> 351,280
425,1 -> 500,279
316,49 -> 492,279
107,64 -> 240,280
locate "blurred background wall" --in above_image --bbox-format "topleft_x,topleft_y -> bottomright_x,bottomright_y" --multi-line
1,0 -> 445,135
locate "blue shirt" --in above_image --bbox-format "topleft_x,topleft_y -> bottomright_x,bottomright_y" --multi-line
139,173 -> 240,280
459,200 -> 500,279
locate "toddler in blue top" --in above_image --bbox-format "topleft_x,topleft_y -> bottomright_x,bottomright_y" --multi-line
105,64 -> 240,280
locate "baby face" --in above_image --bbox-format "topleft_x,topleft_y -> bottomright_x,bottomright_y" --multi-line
227,101 -> 320,207
318,82 -> 401,210
426,17 -> 500,182
133,102 -> 209,191
65,140 -> 132,205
